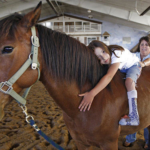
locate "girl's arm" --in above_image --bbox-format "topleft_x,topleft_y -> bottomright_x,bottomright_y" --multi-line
78,62 -> 120,112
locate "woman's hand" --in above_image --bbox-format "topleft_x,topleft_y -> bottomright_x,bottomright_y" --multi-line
78,92 -> 95,112
142,58 -> 150,67
139,61 -> 145,67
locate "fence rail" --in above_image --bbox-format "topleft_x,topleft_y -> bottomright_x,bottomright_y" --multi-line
52,24 -> 101,33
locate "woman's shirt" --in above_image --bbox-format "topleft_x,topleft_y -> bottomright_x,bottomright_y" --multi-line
135,52 -> 150,61
111,48 -> 139,70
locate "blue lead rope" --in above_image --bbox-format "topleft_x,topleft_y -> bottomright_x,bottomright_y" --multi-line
29,119 -> 65,150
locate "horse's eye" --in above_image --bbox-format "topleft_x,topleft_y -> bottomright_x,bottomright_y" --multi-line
2,46 -> 14,54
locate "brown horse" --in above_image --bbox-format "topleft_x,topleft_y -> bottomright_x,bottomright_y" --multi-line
0,2 -> 150,150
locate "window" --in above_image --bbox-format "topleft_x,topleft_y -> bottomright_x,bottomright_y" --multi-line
54,22 -> 63,32
123,37 -> 131,44
104,36 -> 108,40
54,22 -> 63,26
45,22 -> 51,28
75,22 -> 82,31
87,37 -> 96,45
75,22 -> 82,25
65,22 -> 74,25
83,22 -> 90,25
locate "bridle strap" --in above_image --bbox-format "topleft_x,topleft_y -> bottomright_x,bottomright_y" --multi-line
9,57 -> 32,84
31,26 -> 40,70
0,26 -> 40,105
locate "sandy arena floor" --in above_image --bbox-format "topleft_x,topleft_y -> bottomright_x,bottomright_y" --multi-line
0,81 -> 147,150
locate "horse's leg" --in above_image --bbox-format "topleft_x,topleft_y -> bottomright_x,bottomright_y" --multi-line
101,141 -> 118,150
75,141 -> 93,150
100,125 -> 120,150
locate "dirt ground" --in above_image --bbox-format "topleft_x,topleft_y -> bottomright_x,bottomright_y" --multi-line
0,81 -> 147,150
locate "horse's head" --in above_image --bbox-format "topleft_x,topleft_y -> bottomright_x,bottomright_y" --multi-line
0,2 -> 42,120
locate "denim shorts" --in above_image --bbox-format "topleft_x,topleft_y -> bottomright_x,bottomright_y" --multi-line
120,62 -> 142,83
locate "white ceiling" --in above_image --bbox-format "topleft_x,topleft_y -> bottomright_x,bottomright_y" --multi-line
0,0 -> 150,32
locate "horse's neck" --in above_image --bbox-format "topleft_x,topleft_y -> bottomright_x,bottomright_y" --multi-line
40,68 -> 80,118
39,66 -> 127,119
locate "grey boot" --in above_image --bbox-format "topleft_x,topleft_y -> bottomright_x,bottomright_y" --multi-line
119,98 -> 139,126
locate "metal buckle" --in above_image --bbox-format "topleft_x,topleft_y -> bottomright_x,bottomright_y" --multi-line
26,115 -> 35,123
29,54 -> 37,70
0,81 -> 13,94
31,35 -> 40,47
32,63 -> 37,70
19,104 -> 35,124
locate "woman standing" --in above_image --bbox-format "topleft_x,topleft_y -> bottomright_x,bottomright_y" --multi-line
124,36 -> 150,149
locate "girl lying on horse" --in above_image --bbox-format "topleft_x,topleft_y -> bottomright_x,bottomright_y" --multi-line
79,40 -> 150,126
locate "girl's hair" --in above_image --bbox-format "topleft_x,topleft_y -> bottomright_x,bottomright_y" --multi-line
136,36 -> 150,52
88,40 -> 124,62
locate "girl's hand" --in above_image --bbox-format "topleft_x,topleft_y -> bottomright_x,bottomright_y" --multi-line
78,92 -> 94,112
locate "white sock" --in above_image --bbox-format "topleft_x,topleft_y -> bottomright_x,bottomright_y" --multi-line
127,90 -> 137,99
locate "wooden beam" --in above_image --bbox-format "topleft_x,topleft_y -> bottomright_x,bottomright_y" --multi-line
140,6 -> 150,16
39,13 -> 102,24
46,0 -> 59,16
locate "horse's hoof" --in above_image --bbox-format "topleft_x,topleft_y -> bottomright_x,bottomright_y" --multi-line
123,141 -> 133,147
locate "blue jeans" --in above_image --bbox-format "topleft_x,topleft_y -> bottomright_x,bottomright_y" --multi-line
120,62 -> 142,84
126,128 -> 149,144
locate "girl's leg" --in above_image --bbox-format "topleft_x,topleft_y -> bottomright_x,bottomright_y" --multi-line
125,77 -> 135,91
119,78 -> 139,126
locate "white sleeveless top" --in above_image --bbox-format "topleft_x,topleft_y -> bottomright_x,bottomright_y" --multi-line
111,48 -> 140,70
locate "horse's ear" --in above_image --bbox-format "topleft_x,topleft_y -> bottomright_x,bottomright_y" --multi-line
19,1 -> 42,29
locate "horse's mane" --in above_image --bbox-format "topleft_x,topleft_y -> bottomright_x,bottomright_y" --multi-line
0,13 -> 22,38
36,25 -> 108,89
0,13 -> 108,89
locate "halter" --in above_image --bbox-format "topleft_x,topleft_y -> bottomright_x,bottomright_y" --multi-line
0,26 -> 40,105
0,26 -> 65,150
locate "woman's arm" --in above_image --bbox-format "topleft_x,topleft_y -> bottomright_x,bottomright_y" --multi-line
139,58 -> 150,67
78,62 -> 120,112
143,58 -> 150,67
